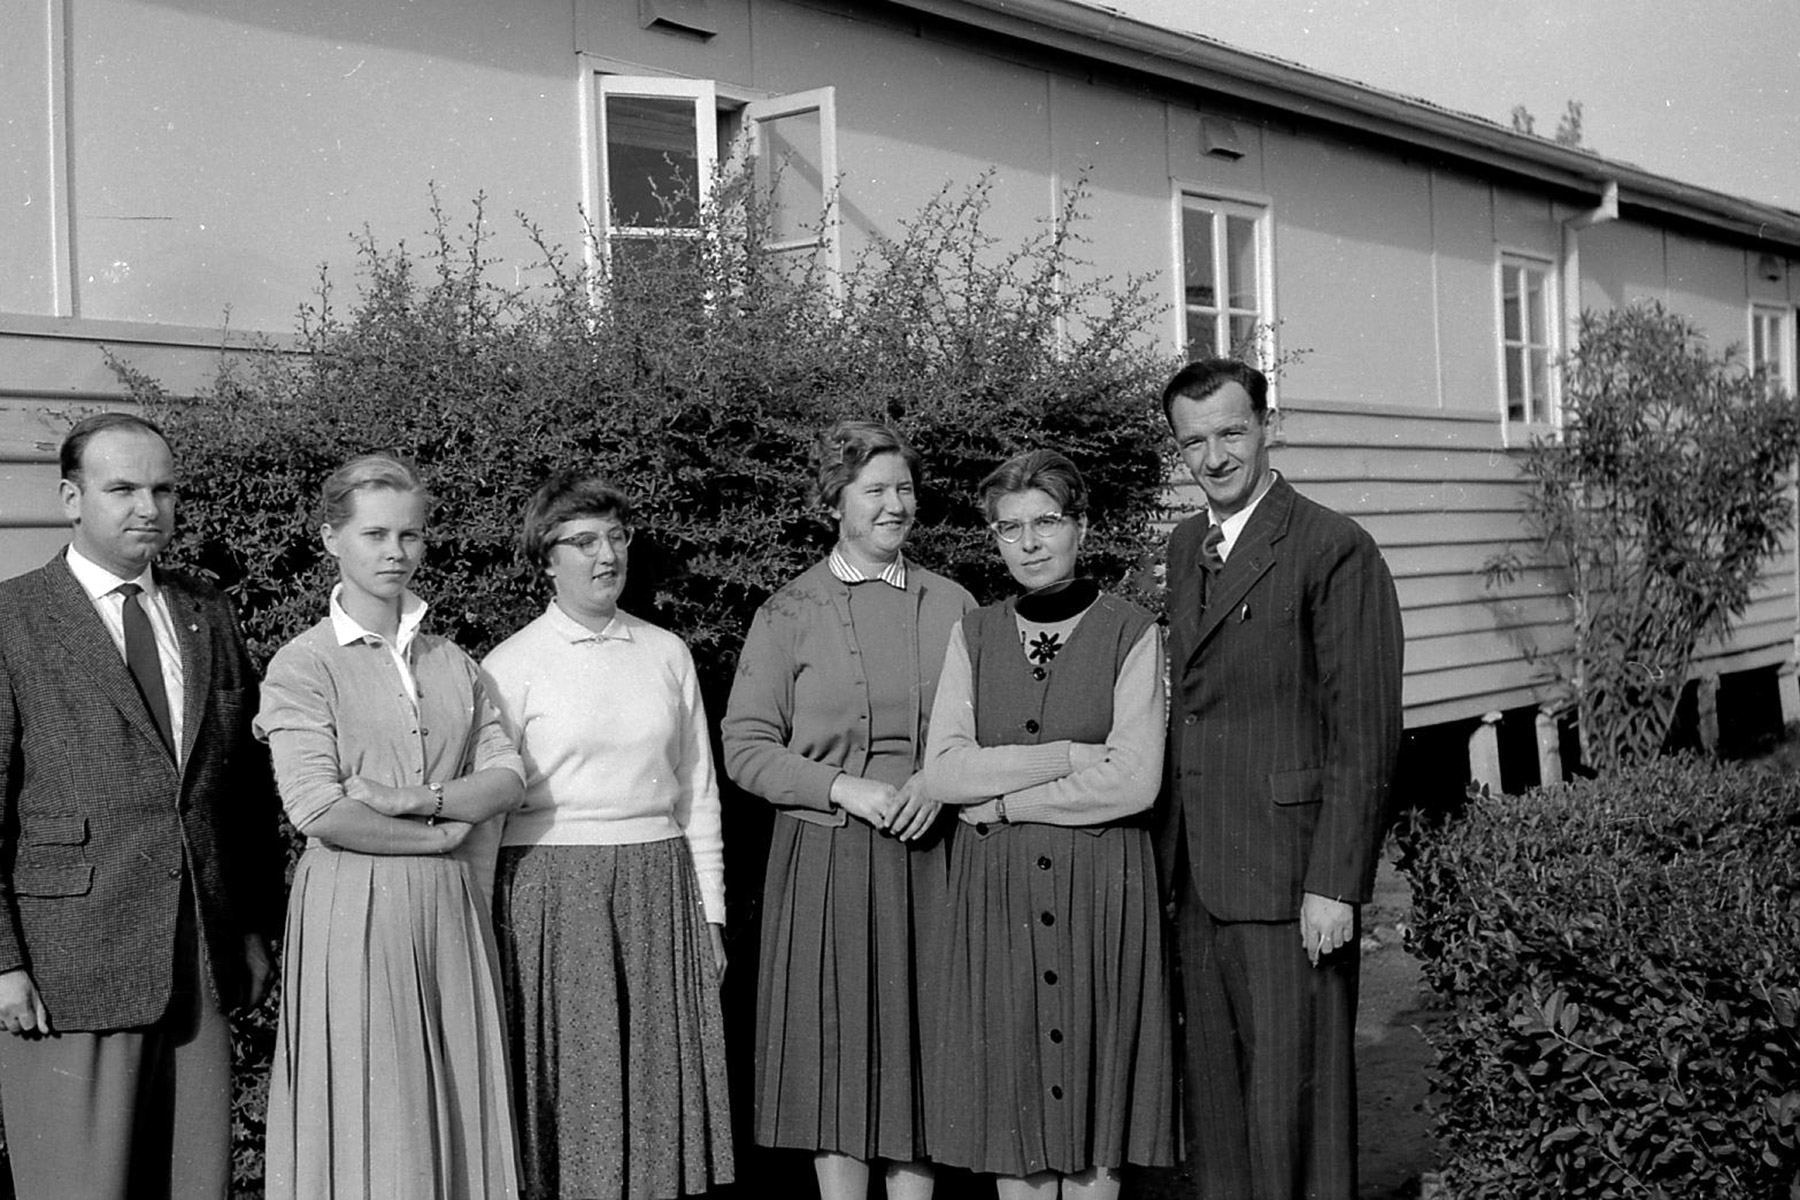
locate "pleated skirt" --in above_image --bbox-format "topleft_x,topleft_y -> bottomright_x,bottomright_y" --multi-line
753,811 -> 948,1159
928,821 -> 1178,1176
494,838 -> 733,1200
266,845 -> 519,1200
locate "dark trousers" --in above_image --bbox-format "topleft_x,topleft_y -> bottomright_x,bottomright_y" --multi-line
0,901 -> 231,1200
1175,873 -> 1359,1200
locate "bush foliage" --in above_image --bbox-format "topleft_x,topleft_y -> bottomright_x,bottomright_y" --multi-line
109,176 -> 1174,1193
1400,758 -> 1800,1198
1487,301 -> 1800,773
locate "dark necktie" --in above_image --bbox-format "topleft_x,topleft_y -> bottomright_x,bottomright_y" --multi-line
118,583 -> 175,753
1201,523 -> 1226,574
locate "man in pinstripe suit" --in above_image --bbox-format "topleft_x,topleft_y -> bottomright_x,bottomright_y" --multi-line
1157,359 -> 1404,1200
0,413 -> 280,1198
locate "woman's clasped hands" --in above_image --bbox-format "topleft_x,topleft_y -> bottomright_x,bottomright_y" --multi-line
829,772 -> 940,840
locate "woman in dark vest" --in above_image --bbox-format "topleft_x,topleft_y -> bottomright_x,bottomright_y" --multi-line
921,449 -> 1175,1200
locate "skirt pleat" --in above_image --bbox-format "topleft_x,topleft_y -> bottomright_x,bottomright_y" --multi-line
266,845 -> 520,1200
928,822 -> 1177,1176
495,838 -> 734,1200
753,813 -> 947,1158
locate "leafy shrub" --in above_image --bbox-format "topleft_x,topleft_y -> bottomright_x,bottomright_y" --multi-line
1487,301 -> 1800,774
109,174 -> 1174,1193
1400,757 -> 1800,1198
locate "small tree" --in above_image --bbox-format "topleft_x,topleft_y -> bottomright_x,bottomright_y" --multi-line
1488,301 -> 1800,773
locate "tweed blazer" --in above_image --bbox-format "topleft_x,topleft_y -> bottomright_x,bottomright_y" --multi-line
1157,477 -> 1404,922
722,557 -> 974,827
0,551 -> 279,1031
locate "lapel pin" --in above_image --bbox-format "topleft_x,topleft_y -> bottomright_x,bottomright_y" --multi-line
1239,603 -> 1251,622
188,623 -> 199,633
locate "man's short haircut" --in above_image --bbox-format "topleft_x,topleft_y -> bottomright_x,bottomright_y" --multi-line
977,449 -> 1088,524
814,419 -> 922,511
519,472 -> 634,570
1160,359 -> 1270,423
59,412 -> 170,482
318,454 -> 430,530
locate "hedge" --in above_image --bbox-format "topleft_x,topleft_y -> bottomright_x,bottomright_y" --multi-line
1400,756 -> 1800,1198
99,176 -> 1176,1194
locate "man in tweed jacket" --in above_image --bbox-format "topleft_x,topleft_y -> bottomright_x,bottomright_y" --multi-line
1156,360 -> 1404,1200
0,412 -> 280,1198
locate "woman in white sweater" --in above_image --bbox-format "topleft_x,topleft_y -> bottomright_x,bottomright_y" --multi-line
483,472 -> 732,1200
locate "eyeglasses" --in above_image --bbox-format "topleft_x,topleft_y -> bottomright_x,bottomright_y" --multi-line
551,527 -> 633,555
989,512 -> 1074,544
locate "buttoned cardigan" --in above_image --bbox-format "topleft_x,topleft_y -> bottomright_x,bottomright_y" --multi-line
722,557 -> 974,826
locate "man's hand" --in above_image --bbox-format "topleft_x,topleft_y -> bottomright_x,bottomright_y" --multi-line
887,774 -> 941,841
0,969 -> 50,1036
1300,892 -> 1357,967
241,933 -> 275,1010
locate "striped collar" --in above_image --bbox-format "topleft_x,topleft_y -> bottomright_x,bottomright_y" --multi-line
827,546 -> 908,590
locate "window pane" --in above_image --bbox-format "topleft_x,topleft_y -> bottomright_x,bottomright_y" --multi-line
757,109 -> 824,245
1229,314 -> 1260,360
1501,268 -> 1522,342
1183,204 -> 1217,309
1525,269 -> 1547,343
1529,349 -> 1550,423
1186,310 -> 1221,357
1226,215 -> 1258,310
606,95 -> 700,228
1505,347 -> 1525,422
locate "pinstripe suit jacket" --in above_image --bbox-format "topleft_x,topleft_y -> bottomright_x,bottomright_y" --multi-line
0,551 -> 280,1031
1157,477 -> 1403,922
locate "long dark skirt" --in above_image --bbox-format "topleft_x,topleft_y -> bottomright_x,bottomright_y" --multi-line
495,838 -> 733,1200
752,811 -> 949,1160
928,821 -> 1177,1176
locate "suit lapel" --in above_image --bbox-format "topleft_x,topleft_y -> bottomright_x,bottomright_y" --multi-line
1187,479 -> 1295,670
167,581 -> 211,769
42,552 -> 173,756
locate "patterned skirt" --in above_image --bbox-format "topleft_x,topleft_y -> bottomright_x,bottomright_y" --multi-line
495,838 -> 733,1200
927,821 -> 1178,1175
752,811 -> 949,1159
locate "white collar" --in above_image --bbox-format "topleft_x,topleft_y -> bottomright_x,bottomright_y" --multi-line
828,546 -> 908,589
544,599 -> 633,644
66,545 -> 157,601
1208,470 -> 1279,560
329,582 -> 428,652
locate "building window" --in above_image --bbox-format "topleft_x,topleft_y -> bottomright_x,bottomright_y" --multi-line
1499,254 -> 1557,425
1177,192 -> 1271,361
592,74 -> 838,276
1751,304 -> 1792,396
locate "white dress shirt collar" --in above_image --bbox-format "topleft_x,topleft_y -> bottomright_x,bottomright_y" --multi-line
1207,469 -> 1280,562
65,544 -> 157,600
544,599 -> 634,644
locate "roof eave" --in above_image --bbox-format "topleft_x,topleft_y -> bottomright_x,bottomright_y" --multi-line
884,0 -> 1800,254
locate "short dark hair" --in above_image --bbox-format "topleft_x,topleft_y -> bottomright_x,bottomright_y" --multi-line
60,412 -> 170,482
318,454 -> 431,530
977,449 -> 1088,523
814,419 -> 922,511
520,472 -> 634,569
1159,358 -> 1269,422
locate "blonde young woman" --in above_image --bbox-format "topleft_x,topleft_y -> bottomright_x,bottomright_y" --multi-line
256,454 -> 524,1198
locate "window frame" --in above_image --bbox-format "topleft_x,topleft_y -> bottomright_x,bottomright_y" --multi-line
1750,303 -> 1793,398
1496,249 -> 1560,439
581,63 -> 840,286
1170,183 -> 1276,369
